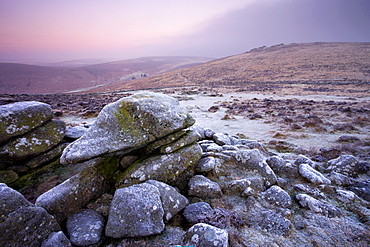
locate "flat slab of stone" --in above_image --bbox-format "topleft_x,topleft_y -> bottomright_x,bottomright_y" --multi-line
61,92 -> 195,165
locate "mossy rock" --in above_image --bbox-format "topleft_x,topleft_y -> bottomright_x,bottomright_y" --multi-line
116,143 -> 202,191
0,120 -> 65,163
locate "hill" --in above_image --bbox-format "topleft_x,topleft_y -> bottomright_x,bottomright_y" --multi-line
84,42 -> 370,94
0,56 -> 212,94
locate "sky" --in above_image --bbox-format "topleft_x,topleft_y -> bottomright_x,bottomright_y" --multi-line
0,0 -> 369,64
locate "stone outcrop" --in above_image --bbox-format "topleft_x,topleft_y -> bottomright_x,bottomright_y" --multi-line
0,92 -> 369,246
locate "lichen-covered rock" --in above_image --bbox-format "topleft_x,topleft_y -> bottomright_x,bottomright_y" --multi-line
325,155 -> 362,177
145,180 -> 189,222
0,169 -> 19,183
24,142 -> 69,169
196,156 -> 218,173
36,157 -> 117,223
0,101 -> 53,144
158,130 -> 199,154
296,193 -> 342,217
299,163 -> 331,184
64,125 -> 88,140
183,223 -> 228,247
116,143 -> 202,191
183,202 -> 214,224
61,92 -> 195,165
0,184 -> 60,247
105,183 -> 165,238
66,209 -> 105,246
0,120 -> 65,163
41,231 -> 72,247
261,185 -> 292,208
188,175 -> 223,199
266,156 -> 300,179
257,210 -> 291,235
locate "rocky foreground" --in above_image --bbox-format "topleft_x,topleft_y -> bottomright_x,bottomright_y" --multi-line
0,92 -> 369,246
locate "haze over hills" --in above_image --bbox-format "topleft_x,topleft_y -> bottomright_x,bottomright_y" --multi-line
83,42 -> 370,94
0,56 -> 212,94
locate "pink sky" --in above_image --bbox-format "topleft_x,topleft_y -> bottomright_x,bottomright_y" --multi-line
1,0 -> 369,64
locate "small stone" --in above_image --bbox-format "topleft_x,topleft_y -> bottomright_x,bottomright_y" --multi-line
66,209 -> 105,246
64,125 -> 88,139
183,202 -> 214,224
296,193 -> 341,217
262,185 -> 292,208
183,223 -> 228,247
325,155 -> 361,177
196,156 -> 217,173
188,175 -> 223,199
213,133 -> 231,146
299,163 -> 331,184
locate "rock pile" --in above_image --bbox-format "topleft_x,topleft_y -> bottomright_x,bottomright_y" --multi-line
0,101 -> 66,185
1,92 -> 369,246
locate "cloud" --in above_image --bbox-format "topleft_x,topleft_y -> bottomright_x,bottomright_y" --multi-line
147,0 -> 370,58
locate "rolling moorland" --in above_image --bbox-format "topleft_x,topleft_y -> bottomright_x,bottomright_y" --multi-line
0,56 -> 212,94
82,42 -> 370,95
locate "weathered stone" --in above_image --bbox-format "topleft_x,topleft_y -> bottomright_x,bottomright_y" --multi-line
188,175 -> 223,199
0,184 -> 60,247
116,143 -> 202,191
146,130 -> 187,153
64,125 -> 88,139
183,223 -> 228,247
328,171 -> 355,186
326,155 -> 362,177
258,210 -> 291,235
24,142 -> 68,169
213,132 -> 231,146
36,157 -> 117,223
196,156 -> 218,173
159,130 -> 199,154
146,180 -> 189,221
0,101 -> 53,144
66,209 -> 105,246
190,124 -> 206,140
105,183 -> 165,238
296,193 -> 342,217
183,202 -> 214,224
261,185 -> 292,208
293,184 -> 325,199
0,169 -> 19,183
41,231 -> 72,247
266,156 -> 300,179
203,142 -> 224,152
0,120 -> 65,162
61,92 -> 195,165
348,181 -> 370,201
294,154 -> 316,167
299,163 -> 331,184
204,128 -> 216,139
